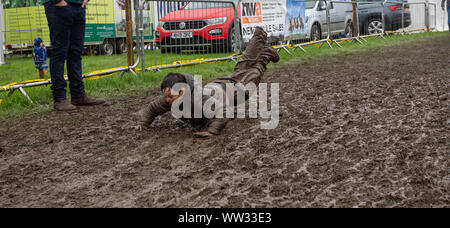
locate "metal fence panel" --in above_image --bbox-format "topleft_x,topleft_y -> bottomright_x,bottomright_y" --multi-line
428,2 -> 437,30
404,1 -> 427,31
0,0 -> 439,103
0,0 -> 4,65
137,0 -> 242,73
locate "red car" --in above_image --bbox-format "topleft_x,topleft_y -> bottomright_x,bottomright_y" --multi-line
155,2 -> 239,53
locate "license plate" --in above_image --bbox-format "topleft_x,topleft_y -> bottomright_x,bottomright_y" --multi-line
171,32 -> 193,39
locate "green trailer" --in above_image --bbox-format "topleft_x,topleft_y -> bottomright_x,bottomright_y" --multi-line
1,0 -> 155,55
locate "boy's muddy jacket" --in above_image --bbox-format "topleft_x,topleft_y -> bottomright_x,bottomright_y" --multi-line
144,27 -> 279,134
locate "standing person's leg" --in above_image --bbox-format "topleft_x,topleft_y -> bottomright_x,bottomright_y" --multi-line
66,3 -> 85,98
68,3 -> 105,106
44,3 -> 76,110
447,5 -> 450,31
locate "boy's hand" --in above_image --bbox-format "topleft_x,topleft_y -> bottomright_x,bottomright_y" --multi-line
194,131 -> 215,138
133,108 -> 154,126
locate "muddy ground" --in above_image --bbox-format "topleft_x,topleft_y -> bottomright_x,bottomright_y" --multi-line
0,35 -> 449,208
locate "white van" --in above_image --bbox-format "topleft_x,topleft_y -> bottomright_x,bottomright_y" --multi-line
305,0 -> 353,41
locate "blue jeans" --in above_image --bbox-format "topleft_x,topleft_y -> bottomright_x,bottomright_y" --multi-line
448,6 -> 450,24
44,2 -> 86,101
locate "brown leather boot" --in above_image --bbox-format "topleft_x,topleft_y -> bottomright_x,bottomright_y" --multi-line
264,45 -> 280,63
54,100 -> 77,111
71,94 -> 106,106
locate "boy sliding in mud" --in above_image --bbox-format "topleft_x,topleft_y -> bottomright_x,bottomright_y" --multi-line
136,27 -> 280,137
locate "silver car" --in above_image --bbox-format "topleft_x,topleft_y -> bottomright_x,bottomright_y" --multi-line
305,0 -> 353,41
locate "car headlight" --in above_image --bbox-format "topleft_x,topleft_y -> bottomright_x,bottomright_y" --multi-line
158,21 -> 165,28
205,17 -> 227,25
209,29 -> 223,35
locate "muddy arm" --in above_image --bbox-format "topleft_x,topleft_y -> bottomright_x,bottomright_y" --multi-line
146,96 -> 171,124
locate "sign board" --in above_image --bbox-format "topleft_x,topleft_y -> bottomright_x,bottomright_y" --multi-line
240,0 -> 287,43
285,0 -> 306,40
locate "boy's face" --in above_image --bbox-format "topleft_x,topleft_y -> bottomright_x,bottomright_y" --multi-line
162,88 -> 185,105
